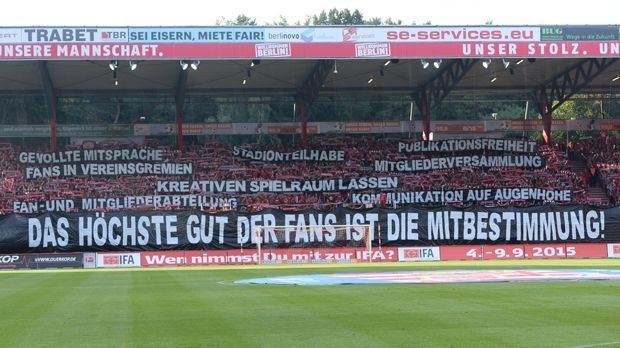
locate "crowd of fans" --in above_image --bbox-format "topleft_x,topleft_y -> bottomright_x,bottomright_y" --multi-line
578,136 -> 620,205
0,135 -> 603,214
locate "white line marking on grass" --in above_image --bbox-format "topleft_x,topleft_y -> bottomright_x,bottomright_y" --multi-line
1,259 -> 619,275
216,280 -> 240,285
574,341 -> 620,348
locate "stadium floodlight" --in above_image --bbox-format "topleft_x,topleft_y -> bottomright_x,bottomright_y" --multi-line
251,59 -> 261,67
242,69 -> 251,85
129,61 -> 138,71
516,59 -> 524,65
482,59 -> 492,69
613,74 -> 620,82
502,59 -> 510,69
108,60 -> 118,71
367,77 -> 374,84
433,59 -> 442,69
420,59 -> 430,69
180,60 -> 189,70
384,60 -> 391,66
490,76 -> 497,83
190,60 -> 200,70
333,60 -> 338,74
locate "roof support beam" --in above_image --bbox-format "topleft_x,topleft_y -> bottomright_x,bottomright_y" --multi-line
296,59 -> 335,108
37,61 -> 58,151
532,58 -> 618,114
414,59 -> 477,138
531,58 -> 617,143
422,59 -> 478,110
175,68 -> 189,151
295,59 -> 335,144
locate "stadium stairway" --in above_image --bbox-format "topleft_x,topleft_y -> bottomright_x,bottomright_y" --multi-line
568,160 -> 610,205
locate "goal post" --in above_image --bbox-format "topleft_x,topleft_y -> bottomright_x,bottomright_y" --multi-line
255,224 -> 372,265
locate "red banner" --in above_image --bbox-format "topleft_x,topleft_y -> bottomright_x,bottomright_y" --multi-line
439,243 -> 608,261
566,243 -> 608,258
140,247 -> 399,267
0,41 -> 617,59
481,245 -> 526,260
439,245 -> 484,261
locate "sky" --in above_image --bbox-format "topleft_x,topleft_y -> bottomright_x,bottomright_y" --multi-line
0,0 -> 618,26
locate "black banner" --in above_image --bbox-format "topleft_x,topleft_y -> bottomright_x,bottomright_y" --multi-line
0,254 -> 27,269
232,146 -> 345,162
352,188 -> 571,205
19,149 -> 192,179
19,149 -> 164,164
375,155 -> 545,172
0,205 -> 617,253
398,139 -> 538,153
24,162 -> 193,179
13,195 -> 238,213
24,253 -> 83,269
156,177 -> 398,193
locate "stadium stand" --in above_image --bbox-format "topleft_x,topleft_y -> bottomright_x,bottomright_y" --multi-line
0,135 -> 599,214
579,136 -> 620,205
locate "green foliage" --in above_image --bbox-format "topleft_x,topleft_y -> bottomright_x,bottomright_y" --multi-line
216,14 -> 257,26
365,17 -> 403,25
303,8 -> 400,26
383,17 -> 403,25
268,15 -> 289,26
3,94 -> 618,128
309,95 -> 410,121
57,97 -> 176,124
434,97 -> 534,121
553,98 -> 606,120
0,97 -> 47,124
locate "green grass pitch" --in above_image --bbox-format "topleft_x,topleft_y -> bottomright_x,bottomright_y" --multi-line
0,259 -> 619,347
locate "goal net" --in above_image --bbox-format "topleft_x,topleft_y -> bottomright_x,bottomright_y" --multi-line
255,224 -> 372,265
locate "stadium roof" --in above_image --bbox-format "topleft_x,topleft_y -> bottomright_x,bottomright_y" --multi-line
0,25 -> 615,149
0,25 -> 616,99
0,58 -> 618,97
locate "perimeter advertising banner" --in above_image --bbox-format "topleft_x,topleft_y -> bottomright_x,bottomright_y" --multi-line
24,253 -> 83,268
0,254 -> 27,269
3,120 -> 619,138
96,252 -> 141,268
140,247 -> 399,266
0,204 -> 617,253
608,243 -> 620,258
0,26 -> 616,59
0,253 -> 83,269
